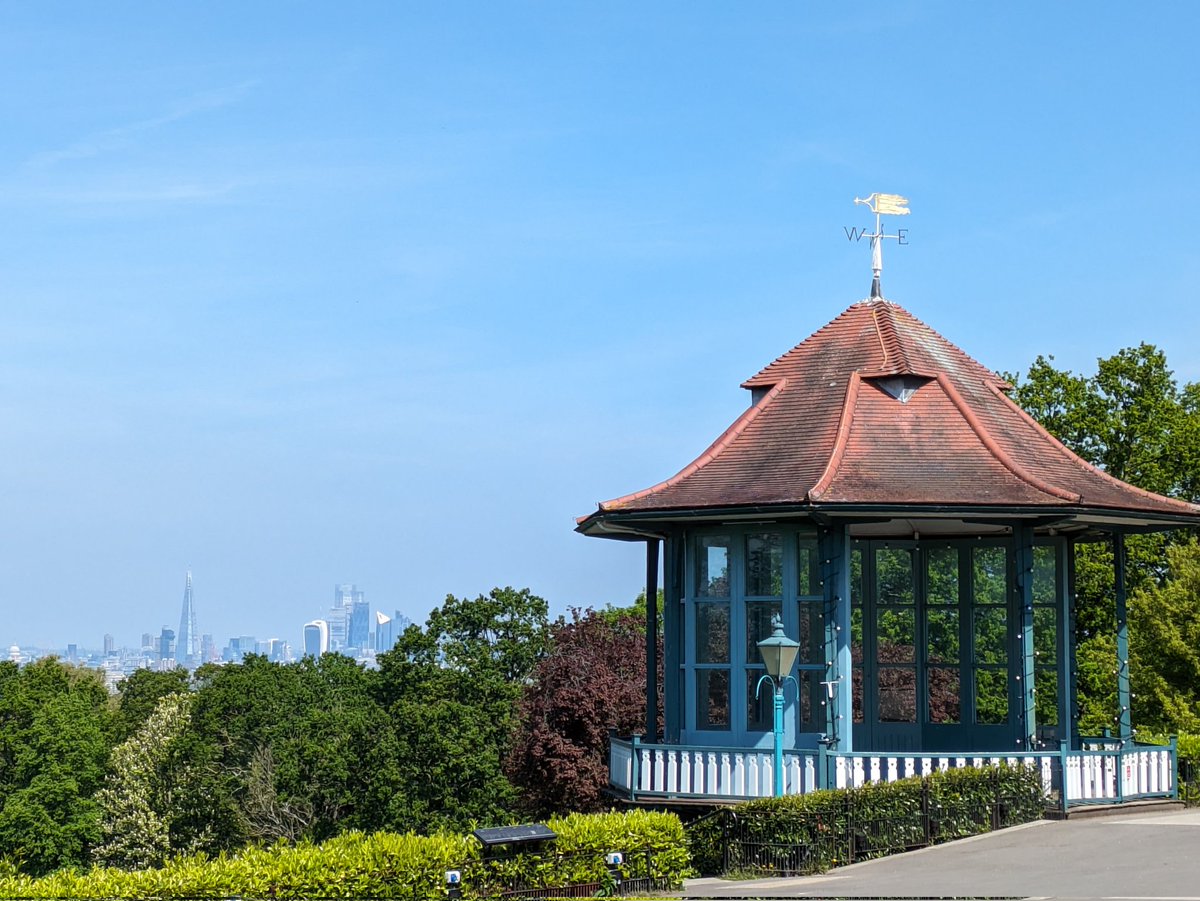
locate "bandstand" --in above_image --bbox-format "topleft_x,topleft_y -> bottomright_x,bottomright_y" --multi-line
576,196 -> 1200,808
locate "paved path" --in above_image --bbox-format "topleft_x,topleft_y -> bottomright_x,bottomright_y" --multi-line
680,807 -> 1200,900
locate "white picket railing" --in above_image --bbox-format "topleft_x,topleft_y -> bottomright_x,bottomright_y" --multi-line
608,738 -> 1177,807
1065,747 -> 1174,803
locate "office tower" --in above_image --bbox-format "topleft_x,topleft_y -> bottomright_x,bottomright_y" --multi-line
66,643 -> 78,662
103,633 -> 115,655
303,620 -> 329,657
329,583 -> 363,650
348,597 -> 369,649
177,570 -> 200,668
157,627 -> 176,669
222,635 -> 256,663
201,633 -> 216,664
374,611 -> 393,653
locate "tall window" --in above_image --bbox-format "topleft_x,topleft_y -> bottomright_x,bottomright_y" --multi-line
973,546 -> 1009,725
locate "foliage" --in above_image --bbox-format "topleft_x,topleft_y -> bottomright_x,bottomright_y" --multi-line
507,607 -> 661,816
373,587 -> 550,833
182,652 -> 398,850
0,810 -> 689,900
94,692 -> 198,869
686,764 -> 1045,877
111,667 -> 191,743
1008,346 -> 1200,733
1129,540 -> 1200,733
0,658 -> 113,875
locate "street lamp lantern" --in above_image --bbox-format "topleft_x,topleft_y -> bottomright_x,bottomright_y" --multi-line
757,614 -> 800,797
758,617 -> 800,680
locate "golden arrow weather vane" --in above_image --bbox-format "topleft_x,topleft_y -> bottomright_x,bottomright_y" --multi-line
848,193 -> 910,299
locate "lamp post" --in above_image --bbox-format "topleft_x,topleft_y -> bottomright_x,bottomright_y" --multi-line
756,614 -> 800,797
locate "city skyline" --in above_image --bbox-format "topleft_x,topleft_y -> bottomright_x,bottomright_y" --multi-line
6,574 -> 414,661
1,5 -> 1196,648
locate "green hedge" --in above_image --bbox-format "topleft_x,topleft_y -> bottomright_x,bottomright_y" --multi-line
687,763 -> 1045,877
0,810 -> 689,900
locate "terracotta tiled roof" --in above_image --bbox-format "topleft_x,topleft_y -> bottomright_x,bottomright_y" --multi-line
582,299 -> 1200,525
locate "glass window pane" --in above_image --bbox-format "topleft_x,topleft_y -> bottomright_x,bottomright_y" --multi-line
877,607 -> 915,663
798,602 -> 826,666
850,546 -> 864,606
975,669 -> 1009,725
1034,607 -> 1057,665
798,536 -> 820,596
927,608 -> 960,664
973,546 -> 1007,605
697,669 -> 730,729
852,667 -> 864,723
878,667 -> 916,723
1035,669 -> 1059,726
876,548 -> 914,604
928,667 -> 961,723
927,547 -> 959,605
798,670 -> 821,733
974,608 -> 1008,664
745,601 -> 782,661
696,603 -> 730,664
746,532 -> 783,596
1033,546 -> 1058,605
746,670 -> 771,731
697,536 -> 731,598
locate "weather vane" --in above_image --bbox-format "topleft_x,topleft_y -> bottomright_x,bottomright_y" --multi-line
846,193 -> 910,299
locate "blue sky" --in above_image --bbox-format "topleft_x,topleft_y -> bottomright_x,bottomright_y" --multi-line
1,2 -> 1197,648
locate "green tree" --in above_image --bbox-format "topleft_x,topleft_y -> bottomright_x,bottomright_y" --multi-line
374,587 -> 550,832
94,692 -> 201,869
112,667 -> 191,743
1009,345 -> 1200,734
1129,539 -> 1200,733
0,659 -> 113,875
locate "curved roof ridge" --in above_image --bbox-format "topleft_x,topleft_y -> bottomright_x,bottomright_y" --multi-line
936,373 -> 1081,503
596,378 -> 789,512
985,381 -> 1200,514
809,372 -> 862,501
870,303 -> 915,375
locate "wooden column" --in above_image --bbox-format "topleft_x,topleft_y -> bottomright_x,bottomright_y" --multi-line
662,533 -> 683,744
1059,538 -> 1075,752
1016,524 -> 1037,750
645,538 -> 660,743
820,524 -> 853,751
1114,532 -> 1132,745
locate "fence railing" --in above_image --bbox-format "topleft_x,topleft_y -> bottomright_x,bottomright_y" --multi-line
609,736 -> 1178,809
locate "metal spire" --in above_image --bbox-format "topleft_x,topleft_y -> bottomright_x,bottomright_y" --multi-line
853,193 -> 910,299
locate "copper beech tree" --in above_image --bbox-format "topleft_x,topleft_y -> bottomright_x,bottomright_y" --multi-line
507,606 -> 662,816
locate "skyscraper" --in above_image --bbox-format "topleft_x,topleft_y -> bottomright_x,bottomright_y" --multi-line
303,620 -> 329,657
374,611 -> 393,653
330,583 -> 365,651
177,570 -> 199,668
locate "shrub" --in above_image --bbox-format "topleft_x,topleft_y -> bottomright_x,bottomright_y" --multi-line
0,810 -> 689,900
687,763 -> 1045,877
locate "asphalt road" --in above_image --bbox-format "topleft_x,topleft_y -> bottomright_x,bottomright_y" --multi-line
680,806 -> 1200,900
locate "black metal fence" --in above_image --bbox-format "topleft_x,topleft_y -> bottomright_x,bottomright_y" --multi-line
694,780 -> 1042,878
1181,759 -> 1200,807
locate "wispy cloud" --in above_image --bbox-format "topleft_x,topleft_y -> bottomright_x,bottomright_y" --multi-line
26,81 -> 257,168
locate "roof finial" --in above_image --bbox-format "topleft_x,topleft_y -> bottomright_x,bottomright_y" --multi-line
852,193 -> 910,300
